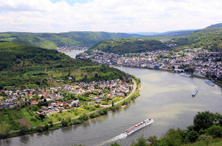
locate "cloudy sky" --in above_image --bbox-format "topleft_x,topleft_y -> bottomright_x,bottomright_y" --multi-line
0,0 -> 221,33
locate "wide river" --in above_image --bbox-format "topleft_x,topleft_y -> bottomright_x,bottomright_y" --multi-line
1,52 -> 222,146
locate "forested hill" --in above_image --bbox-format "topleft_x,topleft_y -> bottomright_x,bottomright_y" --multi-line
0,41 -> 129,89
207,23 -> 222,28
171,27 -> 222,51
88,38 -> 170,54
0,31 -> 145,49
0,41 -> 90,71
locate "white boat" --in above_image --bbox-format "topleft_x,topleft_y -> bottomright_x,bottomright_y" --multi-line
180,73 -> 191,78
125,119 -> 154,135
192,88 -> 199,96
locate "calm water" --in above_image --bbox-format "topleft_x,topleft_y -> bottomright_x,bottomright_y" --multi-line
1,58 -> 222,146
64,50 -> 85,59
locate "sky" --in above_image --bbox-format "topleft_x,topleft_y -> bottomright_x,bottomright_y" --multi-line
0,0 -> 221,33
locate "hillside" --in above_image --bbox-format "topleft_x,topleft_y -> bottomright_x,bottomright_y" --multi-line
207,23 -> 222,28
88,38 -> 170,54
149,29 -> 198,37
169,27 -> 222,51
0,32 -> 145,49
0,41 -> 128,89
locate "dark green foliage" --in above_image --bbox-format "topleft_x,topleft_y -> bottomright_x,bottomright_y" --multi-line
110,142 -> 122,146
89,38 -> 170,54
131,136 -> 148,146
186,130 -> 199,143
61,119 -> 69,127
194,111 -> 216,131
207,125 -> 222,138
19,124 -> 28,135
0,41 -> 94,88
78,113 -> 89,122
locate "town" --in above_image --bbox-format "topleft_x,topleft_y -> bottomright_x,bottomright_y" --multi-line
78,49 -> 222,80
0,79 -> 133,115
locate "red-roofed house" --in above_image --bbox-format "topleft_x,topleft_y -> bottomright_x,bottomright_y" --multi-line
32,100 -> 37,104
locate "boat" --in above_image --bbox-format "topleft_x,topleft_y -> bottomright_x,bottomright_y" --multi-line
180,73 -> 191,78
205,80 -> 215,86
125,118 -> 154,135
192,88 -> 199,96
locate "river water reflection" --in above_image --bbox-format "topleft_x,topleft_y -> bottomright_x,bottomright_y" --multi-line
1,62 -> 222,146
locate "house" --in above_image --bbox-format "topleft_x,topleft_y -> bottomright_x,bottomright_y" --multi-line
71,100 -> 79,107
31,100 -> 37,104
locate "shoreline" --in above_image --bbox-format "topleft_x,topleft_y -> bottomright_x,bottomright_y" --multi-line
113,65 -> 222,88
1,78 -> 140,140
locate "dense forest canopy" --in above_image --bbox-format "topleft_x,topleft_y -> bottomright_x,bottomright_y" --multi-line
0,41 -> 128,89
171,27 -> 222,52
88,38 -> 170,54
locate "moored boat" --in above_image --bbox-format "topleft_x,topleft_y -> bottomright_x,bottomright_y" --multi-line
180,73 -> 191,78
205,80 -> 215,86
125,118 -> 154,135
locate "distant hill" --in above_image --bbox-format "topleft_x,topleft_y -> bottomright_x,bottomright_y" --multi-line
88,38 -> 170,54
148,29 -> 198,37
0,31 -> 145,49
171,27 -> 222,51
0,41 -> 85,71
207,23 -> 222,28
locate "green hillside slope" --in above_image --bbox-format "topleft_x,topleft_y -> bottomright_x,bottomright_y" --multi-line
0,32 -> 145,49
88,38 -> 170,54
171,28 -> 222,51
0,41 -> 128,89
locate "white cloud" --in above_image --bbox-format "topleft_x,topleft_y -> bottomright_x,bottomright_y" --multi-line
0,0 -> 222,32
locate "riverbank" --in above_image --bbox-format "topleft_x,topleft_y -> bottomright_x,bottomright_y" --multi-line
0,78 -> 140,140
114,65 -> 222,88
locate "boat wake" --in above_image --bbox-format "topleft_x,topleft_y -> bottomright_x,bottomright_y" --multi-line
95,133 -> 127,146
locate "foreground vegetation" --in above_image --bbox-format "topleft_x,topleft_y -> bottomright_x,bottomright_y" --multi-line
111,111 -> 222,146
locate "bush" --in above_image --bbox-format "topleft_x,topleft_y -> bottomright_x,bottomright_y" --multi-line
19,125 -> 29,135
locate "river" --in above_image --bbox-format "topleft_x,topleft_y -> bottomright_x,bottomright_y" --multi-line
1,53 -> 222,146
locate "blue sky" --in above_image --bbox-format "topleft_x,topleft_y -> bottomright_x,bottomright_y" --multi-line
0,0 -> 221,33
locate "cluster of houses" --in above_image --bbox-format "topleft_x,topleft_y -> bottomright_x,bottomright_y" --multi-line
78,49 -> 222,79
0,79 -> 133,115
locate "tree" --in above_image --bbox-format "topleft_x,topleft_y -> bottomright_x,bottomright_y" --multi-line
207,125 -> 222,138
110,142 -> 122,146
194,111 -> 216,131
19,124 -> 28,135
49,121 -> 53,127
185,130 -> 199,143
131,136 -> 148,146
147,135 -> 157,145
2,123 -> 11,137
61,119 -> 69,127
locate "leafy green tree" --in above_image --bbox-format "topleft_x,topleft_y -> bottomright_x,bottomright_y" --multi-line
147,135 -> 157,145
61,119 -> 69,127
130,136 -> 148,146
207,125 -> 222,138
110,142 -> 122,146
194,111 -> 216,131
19,124 -> 29,135
2,123 -> 11,137
185,130 -> 199,143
